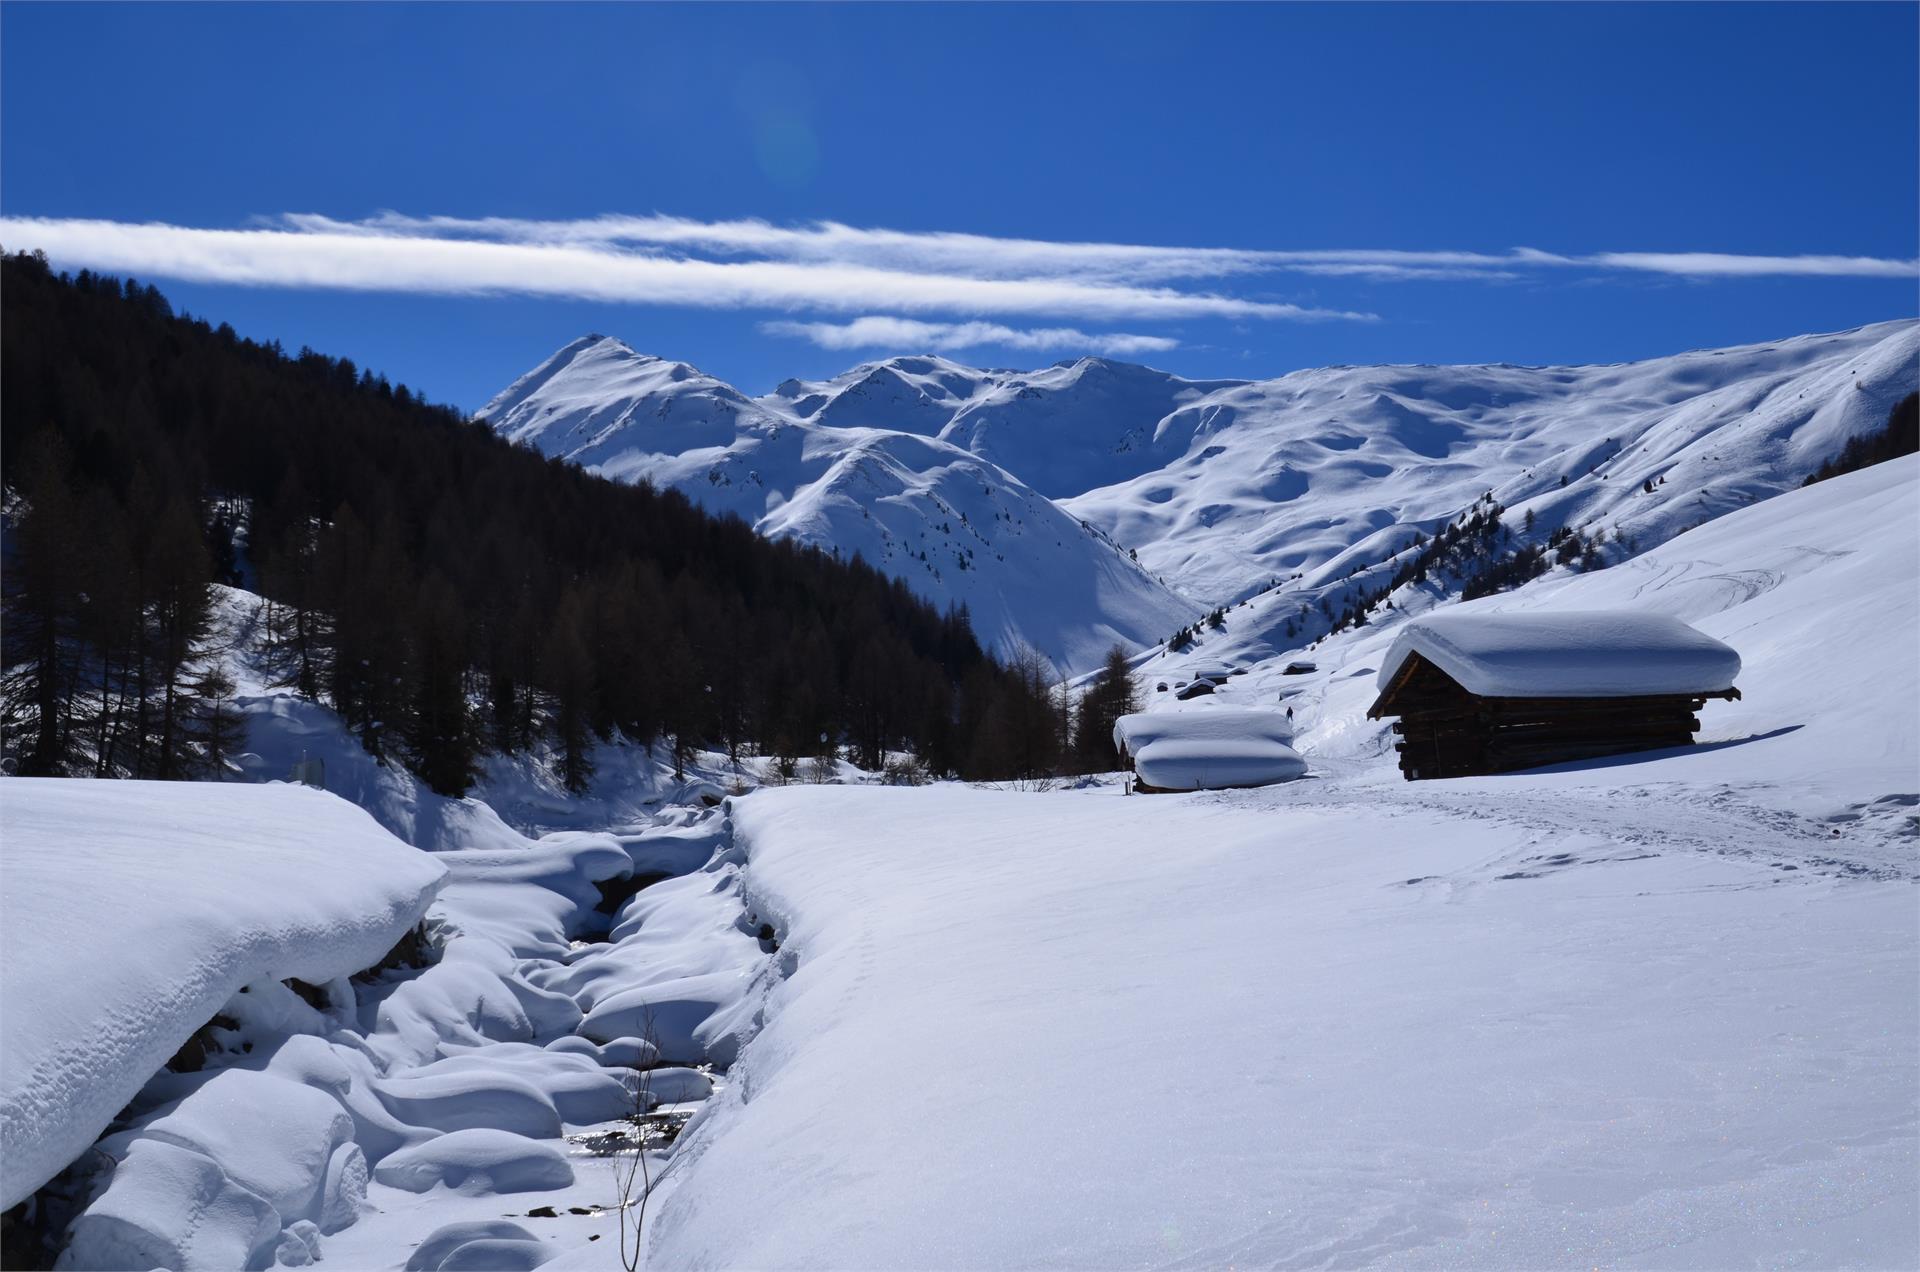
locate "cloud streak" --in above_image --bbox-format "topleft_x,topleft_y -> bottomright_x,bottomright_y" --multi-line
0,212 -> 1908,360
0,216 -> 1367,324
761,316 -> 1179,357
280,213 -> 1920,283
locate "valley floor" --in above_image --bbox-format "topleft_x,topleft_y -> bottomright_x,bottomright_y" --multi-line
645,765 -> 1917,1270
9,725 -> 1915,1270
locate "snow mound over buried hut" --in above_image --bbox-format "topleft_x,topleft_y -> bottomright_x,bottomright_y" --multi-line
1113,708 -> 1306,791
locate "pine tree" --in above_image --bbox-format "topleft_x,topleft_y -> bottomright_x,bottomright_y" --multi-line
406,576 -> 478,796
143,493 -> 215,780
972,642 -> 1061,781
1071,645 -> 1140,773
542,587 -> 597,794
184,659 -> 248,778
657,631 -> 701,782
3,436 -> 86,774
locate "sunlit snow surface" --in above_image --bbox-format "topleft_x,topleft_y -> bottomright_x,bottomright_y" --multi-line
642,459 -> 1918,1269
1374,609 -> 1741,697
0,782 -> 445,1209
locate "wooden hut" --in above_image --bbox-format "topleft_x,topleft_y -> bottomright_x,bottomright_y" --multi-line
1367,610 -> 1740,780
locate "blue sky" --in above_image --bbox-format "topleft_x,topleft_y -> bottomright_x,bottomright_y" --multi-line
3,2 -> 1915,410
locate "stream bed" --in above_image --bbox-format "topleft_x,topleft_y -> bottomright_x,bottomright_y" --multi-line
33,800 -> 771,1272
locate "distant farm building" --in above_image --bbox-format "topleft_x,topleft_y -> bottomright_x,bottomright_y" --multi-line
1367,610 -> 1741,781
1172,662 -> 1238,700
1113,709 -> 1307,793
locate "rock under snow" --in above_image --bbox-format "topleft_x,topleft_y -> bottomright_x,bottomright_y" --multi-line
371,1129 -> 575,1195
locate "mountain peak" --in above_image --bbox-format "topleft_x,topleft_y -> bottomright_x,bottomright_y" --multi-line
570,332 -> 647,360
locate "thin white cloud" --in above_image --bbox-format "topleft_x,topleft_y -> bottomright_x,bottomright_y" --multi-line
282,213 -> 1920,283
1586,251 -> 1917,279
762,316 -> 1179,356
1280,263 -> 1525,282
284,212 -> 1301,283
1,213 -> 1907,358
0,216 -> 1369,323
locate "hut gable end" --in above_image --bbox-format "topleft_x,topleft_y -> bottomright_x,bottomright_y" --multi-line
1367,652 -> 1471,720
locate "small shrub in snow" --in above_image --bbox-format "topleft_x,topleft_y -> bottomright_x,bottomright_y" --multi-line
880,755 -> 930,786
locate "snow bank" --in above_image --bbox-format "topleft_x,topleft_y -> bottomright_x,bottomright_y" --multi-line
0,779 -> 445,1209
1113,708 -> 1305,790
1375,609 -> 1742,698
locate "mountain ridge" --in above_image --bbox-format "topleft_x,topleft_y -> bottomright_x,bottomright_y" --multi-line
481,339 -> 1202,673
483,319 -> 1918,672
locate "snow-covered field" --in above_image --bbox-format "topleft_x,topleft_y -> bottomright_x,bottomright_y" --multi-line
640,460 -> 1918,1269
656,777 -> 1914,1268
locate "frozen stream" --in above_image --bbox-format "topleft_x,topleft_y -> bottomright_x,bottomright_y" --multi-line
32,799 -> 775,1272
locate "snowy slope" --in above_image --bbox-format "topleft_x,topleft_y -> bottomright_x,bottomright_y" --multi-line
0,780 -> 445,1208
638,461 -> 1920,1269
1065,319 -> 1918,605
1147,454 -> 1920,822
481,336 -> 1198,672
766,354 -> 1245,498
485,323 -> 1913,672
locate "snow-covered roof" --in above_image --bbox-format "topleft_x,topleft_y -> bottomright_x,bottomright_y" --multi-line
1375,609 -> 1741,700
1114,708 -> 1293,753
1113,709 -> 1306,791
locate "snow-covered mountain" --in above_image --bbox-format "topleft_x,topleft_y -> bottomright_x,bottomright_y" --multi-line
1063,320 -> 1919,606
480,337 -> 1201,672
764,354 -> 1246,498
485,322 -> 1916,672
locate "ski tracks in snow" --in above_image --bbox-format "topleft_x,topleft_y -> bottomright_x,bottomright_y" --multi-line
1219,773 -> 1916,888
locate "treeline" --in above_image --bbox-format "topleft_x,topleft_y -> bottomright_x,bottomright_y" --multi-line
0,251 -> 1056,792
1803,391 -> 1918,486
900,643 -> 1138,784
